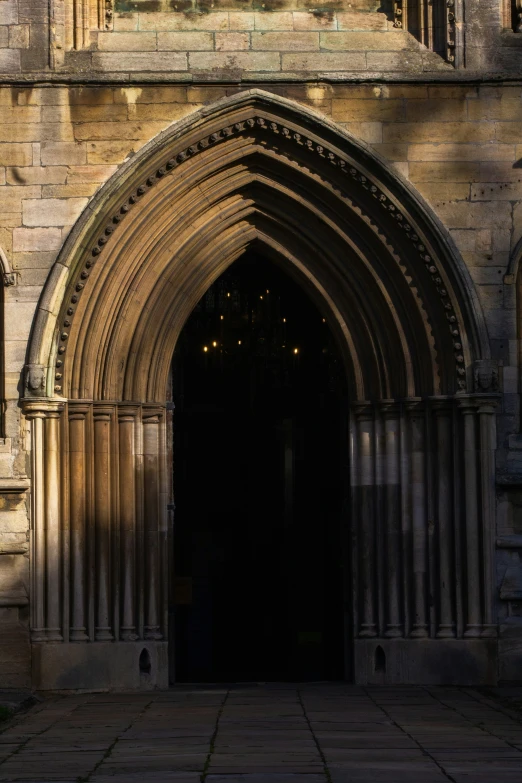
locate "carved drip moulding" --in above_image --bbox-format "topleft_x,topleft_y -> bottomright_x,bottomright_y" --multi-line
54,116 -> 466,394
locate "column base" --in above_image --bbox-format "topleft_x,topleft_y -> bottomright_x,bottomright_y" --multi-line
70,629 -> 89,642
354,638 -> 498,685
410,626 -> 428,638
32,641 -> 169,690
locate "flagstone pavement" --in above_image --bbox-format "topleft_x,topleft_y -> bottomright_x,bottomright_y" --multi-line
0,684 -> 521,783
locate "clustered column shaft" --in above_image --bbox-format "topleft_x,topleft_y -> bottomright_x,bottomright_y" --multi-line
119,407 -> 138,641
407,400 -> 428,638
143,410 -> 163,641
350,395 -> 498,642
354,403 -> 377,639
26,400 -> 168,644
69,406 -> 89,641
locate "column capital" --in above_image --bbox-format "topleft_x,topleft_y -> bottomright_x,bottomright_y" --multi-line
378,399 -> 400,417
67,402 -> 91,420
118,404 -> 140,421
142,405 -> 165,423
457,395 -> 481,414
22,399 -> 65,419
463,393 -> 501,416
428,396 -> 453,415
351,401 -> 373,420
92,404 -> 114,421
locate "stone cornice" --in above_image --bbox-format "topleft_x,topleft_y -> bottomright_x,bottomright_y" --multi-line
0,478 -> 30,494
0,73 -> 521,86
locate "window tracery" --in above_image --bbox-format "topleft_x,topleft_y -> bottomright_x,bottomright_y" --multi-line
64,0 -> 112,50
394,0 -> 457,62
513,0 -> 522,32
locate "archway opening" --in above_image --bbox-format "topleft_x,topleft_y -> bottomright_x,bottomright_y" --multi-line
171,250 -> 349,683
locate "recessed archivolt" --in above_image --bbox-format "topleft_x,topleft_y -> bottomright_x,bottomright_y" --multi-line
26,90 -> 488,404
68,157 -> 422,401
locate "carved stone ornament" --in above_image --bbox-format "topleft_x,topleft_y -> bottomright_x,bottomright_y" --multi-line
105,0 -> 114,31
473,359 -> 500,394
25,365 -> 46,396
3,272 -> 15,286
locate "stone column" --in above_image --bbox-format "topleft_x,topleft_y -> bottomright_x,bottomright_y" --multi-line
68,404 -> 89,641
432,399 -> 455,639
478,397 -> 498,637
406,399 -> 428,638
26,405 -> 46,641
381,402 -> 402,638
353,403 -> 376,638
143,408 -> 163,640
158,411 -> 169,639
24,401 -> 65,642
44,410 -> 63,641
93,406 -> 113,641
118,406 -> 138,641
459,399 -> 482,637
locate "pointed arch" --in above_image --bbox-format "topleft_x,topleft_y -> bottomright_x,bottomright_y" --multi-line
25,88 -> 488,404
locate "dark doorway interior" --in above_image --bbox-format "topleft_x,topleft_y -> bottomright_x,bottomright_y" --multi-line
171,251 -> 349,682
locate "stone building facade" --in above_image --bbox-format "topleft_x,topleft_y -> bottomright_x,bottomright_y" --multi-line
1,0 -> 522,690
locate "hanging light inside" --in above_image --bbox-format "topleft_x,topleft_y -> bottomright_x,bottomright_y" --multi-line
212,341 -> 218,348
203,346 -> 208,352
293,348 -> 299,355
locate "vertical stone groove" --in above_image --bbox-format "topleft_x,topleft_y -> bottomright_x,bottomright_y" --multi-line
93,407 -> 113,641
118,406 -> 138,641
142,409 -> 163,641
69,405 -> 89,641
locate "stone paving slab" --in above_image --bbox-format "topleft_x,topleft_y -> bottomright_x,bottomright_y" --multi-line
206,777 -> 326,782
0,685 -> 522,781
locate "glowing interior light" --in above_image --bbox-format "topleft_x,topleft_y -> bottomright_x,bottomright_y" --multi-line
283,318 -> 286,323
266,289 -> 269,294
260,295 -> 263,300
322,318 -> 326,323
238,340 -> 242,345
220,315 -> 224,320
294,348 -> 299,354
203,346 -> 208,352
227,292 -> 231,297
212,341 -> 217,347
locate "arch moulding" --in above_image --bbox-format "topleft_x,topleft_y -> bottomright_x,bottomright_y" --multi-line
22,90 -> 500,689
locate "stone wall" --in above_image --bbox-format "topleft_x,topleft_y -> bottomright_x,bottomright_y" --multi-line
79,9 -> 451,76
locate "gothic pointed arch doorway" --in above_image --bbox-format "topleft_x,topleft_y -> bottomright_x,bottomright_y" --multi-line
23,90 -> 498,690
